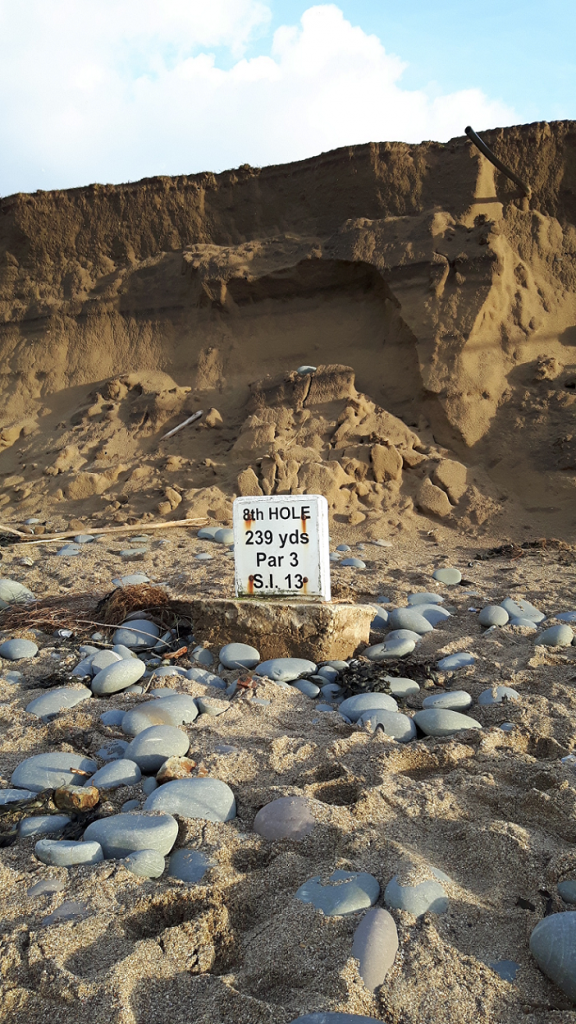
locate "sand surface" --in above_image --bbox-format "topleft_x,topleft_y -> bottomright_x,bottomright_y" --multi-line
0,122 -> 576,1021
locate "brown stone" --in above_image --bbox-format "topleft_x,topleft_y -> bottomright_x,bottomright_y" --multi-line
432,458 -> 468,503
237,467 -> 262,496
156,756 -> 197,783
416,477 -> 452,518
188,598 -> 374,660
53,785 -> 100,812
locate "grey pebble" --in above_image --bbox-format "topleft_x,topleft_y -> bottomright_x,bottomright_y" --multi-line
91,658 -> 146,695
316,665 -> 339,683
27,877 -> 65,896
338,692 -> 398,722
358,709 -> 416,742
113,573 -> 150,586
321,683 -> 342,700
90,650 -> 122,673
144,777 -> 236,821
385,873 -> 448,915
42,900 -> 90,927
121,799 -> 140,812
84,812 -> 178,858
56,544 -> 82,557
73,535 -> 95,544
530,912 -> 576,1001
167,848 -> 214,883
26,686 -> 92,718
340,558 -> 366,569
100,709 -> 125,727
414,708 -> 482,736
408,592 -> 444,606
88,759 -> 142,789
297,365 -> 317,375
558,880 -> 576,904
195,552 -> 213,561
387,676 -> 420,697
363,637 -> 416,661
141,777 -> 158,795
478,686 -> 520,705
124,849 -> 165,878
186,667 -> 225,688
437,652 -> 475,670
557,611 -> 576,623
0,579 -> 34,604
121,695 -> 198,736
432,567 -> 462,585
124,725 -> 190,773
293,679 -> 320,698
197,527 -> 220,540
12,752 -> 96,793
509,617 -> 538,630
19,814 -> 71,838
112,619 -> 160,649
418,605 -> 452,625
214,528 -> 234,545
336,545 -> 350,552
195,697 -> 229,717
352,906 -> 398,991
489,960 -> 520,983
35,839 -> 103,866
537,624 -> 574,648
219,642 -> 260,669
0,788 -> 36,807
295,869 -> 379,916
0,638 -> 38,660
388,608 -> 434,634
254,796 -> 315,841
422,690 -> 472,711
191,646 -> 214,667
255,658 -> 317,682
501,597 -> 545,623
479,605 -> 509,627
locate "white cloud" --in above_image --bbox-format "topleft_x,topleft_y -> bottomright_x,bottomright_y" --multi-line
0,2 -> 516,195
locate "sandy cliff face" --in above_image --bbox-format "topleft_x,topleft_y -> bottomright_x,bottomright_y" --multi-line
0,121 -> 575,536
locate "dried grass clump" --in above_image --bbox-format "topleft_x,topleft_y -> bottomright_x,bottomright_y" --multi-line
94,584 -> 171,625
0,592 -> 103,636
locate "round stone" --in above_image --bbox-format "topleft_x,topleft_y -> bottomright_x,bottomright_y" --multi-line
12,753 -> 97,793
385,629 -> 422,644
501,597 -> 545,623
557,611 -> 576,623
358,710 -> 416,742
112,620 -> 160,649
26,686 -> 92,718
35,839 -> 103,866
254,796 -> 315,841
478,605 -> 509,627
432,567 -> 462,585
338,692 -> 398,722
113,573 -> 150,586
437,652 -> 475,671
478,686 -> 520,705
124,848 -> 165,878
19,815 -> 71,837
530,912 -> 576,1002
197,527 -> 220,540
0,638 -> 38,661
370,610 -> 389,631
384,874 -> 448,916
510,617 -> 537,629
255,658 -> 317,682
558,880 -> 576,905
295,870 -> 380,916
88,759 -> 141,789
100,709 -> 125,726
121,800 -> 140,812
0,789 -> 36,807
91,658 -> 146,695
195,552 -> 212,561
28,878 -> 65,896
388,608 -> 434,634
418,606 -> 452,625
84,812 -> 178,858
121,696 -> 198,736
408,593 -> 444,606
124,726 -> 190,773
422,690 -> 472,711
352,907 -> 398,991
0,579 -> 34,604
336,545 -> 350,552
41,900 -> 89,926
90,650 -> 122,673
167,848 -> 214,883
214,528 -> 234,545
414,708 -> 482,736
364,638 -> 416,661
293,679 -> 320,698
340,558 -> 366,569
195,697 -> 228,716
537,624 -> 574,648
56,545 -> 82,557
144,777 -> 236,821
186,667 -> 226,688
219,643 -> 260,670
387,677 -> 420,697
297,365 -> 316,375
191,647 -> 214,667
73,535 -> 95,544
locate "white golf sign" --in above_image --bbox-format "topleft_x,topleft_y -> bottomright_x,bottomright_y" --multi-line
233,494 -> 331,601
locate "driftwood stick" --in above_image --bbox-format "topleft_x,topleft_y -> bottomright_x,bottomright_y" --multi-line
17,517 -> 209,546
160,409 -> 203,440
0,524 -> 26,537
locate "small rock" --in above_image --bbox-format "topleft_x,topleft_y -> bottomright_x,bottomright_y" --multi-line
255,658 -> 317,682
113,573 -> 151,586
53,785 -> 99,812
557,611 -> 576,623
197,527 -> 220,540
316,665 -> 339,683
27,878 -> 65,896
336,545 -> 350,552
91,657 -> 146,695
144,777 -> 236,821
35,839 -> 103,866
84,813 -> 178,858
293,680 -> 320,698
19,814 -> 71,838
0,638 -> 38,661
358,709 -> 416,742
121,695 -> 198,736
422,690 -> 472,711
124,848 -> 165,878
11,753 -> 96,793
100,709 -> 125,727
408,592 -> 444,606
195,697 -> 228,717
340,558 -> 366,569
0,579 -> 34,604
88,760 -> 142,790
295,870 -> 380,916
121,799 -> 140,812
219,642 -> 260,669
352,907 -> 398,991
478,686 -> 520,705
41,900 -> 90,926
214,528 -> 234,545
437,652 -> 475,671
558,880 -> 576,905
186,667 -> 225,688
156,756 -> 197,782
26,686 -> 92,718
167,848 -> 214,883
388,608 -> 434,635
385,873 -> 448,916
432,567 -> 462,585
0,789 -> 36,807
254,796 -> 315,841
509,617 -> 538,630
537,624 -> 574,648
112,619 -> 160,649
478,605 -> 509,627
414,708 -> 482,736
191,646 -> 214,667
142,777 -> 158,795
338,692 -> 398,722
530,912 -> 576,1001
489,960 -> 520,983
195,552 -> 213,561
56,544 -> 82,557
418,605 -> 452,625
297,365 -> 316,375
387,676 -> 420,697
363,638 -> 416,661
90,650 -> 122,673
501,597 -> 545,623
124,726 -> 190,773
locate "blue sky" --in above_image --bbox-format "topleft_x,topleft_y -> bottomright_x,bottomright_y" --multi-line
0,0 -> 573,196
